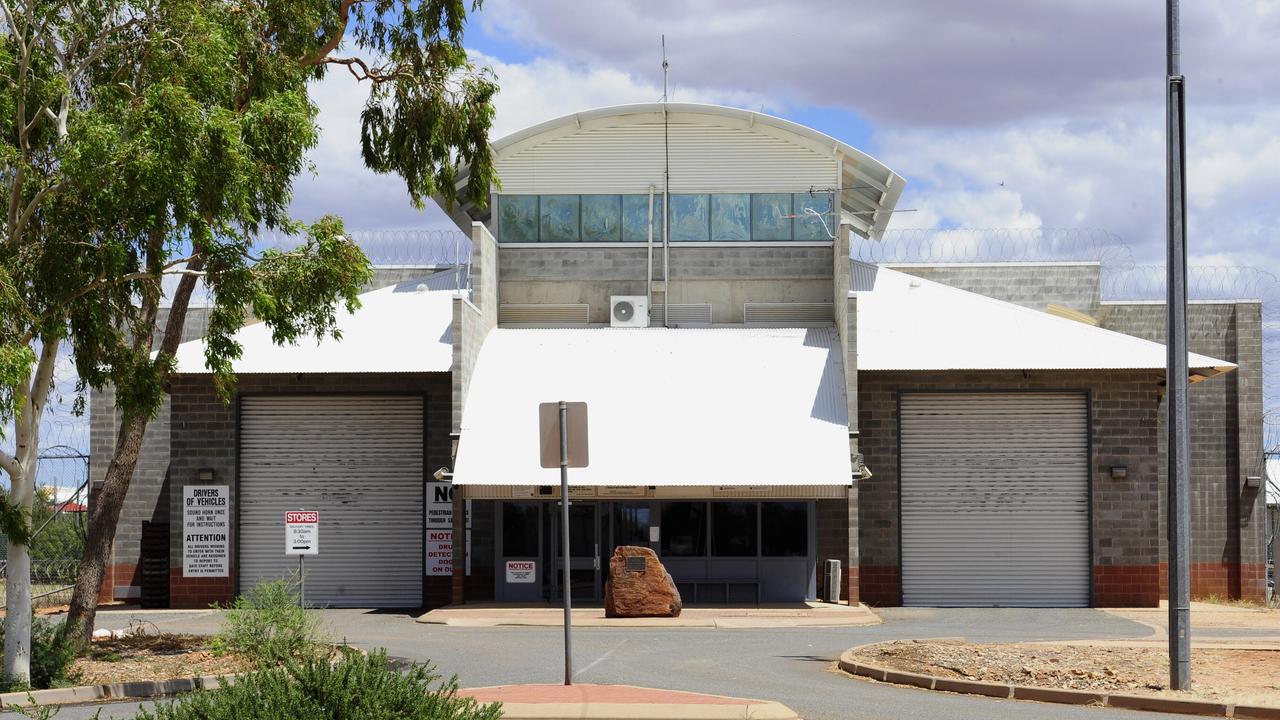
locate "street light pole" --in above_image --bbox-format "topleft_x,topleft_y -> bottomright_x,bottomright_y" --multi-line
1165,0 -> 1192,692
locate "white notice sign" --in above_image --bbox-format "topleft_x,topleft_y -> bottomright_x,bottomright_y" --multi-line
183,485 -> 229,577
506,560 -> 536,583
426,529 -> 452,576
285,510 -> 319,556
425,482 -> 471,576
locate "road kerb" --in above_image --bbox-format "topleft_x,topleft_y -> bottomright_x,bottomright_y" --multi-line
838,642 -> 1280,718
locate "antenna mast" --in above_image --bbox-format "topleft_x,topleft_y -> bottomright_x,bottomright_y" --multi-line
661,35 -> 669,101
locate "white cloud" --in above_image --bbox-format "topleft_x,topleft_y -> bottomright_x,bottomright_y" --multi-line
477,54 -> 770,140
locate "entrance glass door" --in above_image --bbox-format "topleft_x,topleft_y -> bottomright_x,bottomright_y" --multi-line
546,502 -> 600,602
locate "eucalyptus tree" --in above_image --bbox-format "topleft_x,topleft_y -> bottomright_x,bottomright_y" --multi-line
1,0 -> 496,680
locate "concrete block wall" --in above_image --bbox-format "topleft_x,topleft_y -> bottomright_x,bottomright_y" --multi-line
857,369 -> 1164,607
451,224 -> 499,434
165,372 -> 451,608
89,306 -> 209,601
887,262 -> 1102,316
498,244 -> 835,324
1099,300 -> 1268,601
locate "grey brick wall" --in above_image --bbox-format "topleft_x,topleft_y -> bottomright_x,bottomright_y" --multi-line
167,372 -> 451,599
498,244 -> 835,323
452,223 -> 498,432
887,263 -> 1102,315
1100,300 -> 1268,598
857,370 -> 1164,605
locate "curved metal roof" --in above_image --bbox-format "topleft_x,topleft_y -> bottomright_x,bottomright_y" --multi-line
452,102 -> 906,239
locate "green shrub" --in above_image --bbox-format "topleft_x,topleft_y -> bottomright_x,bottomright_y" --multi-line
215,578 -> 327,666
0,617 -> 79,691
132,650 -> 502,720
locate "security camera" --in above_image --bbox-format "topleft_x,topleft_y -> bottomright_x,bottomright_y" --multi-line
432,467 -> 451,481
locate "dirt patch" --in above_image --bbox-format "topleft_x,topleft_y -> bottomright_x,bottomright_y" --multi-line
849,640 -> 1280,707
71,633 -> 252,686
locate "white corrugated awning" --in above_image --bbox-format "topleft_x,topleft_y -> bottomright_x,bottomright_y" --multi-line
852,264 -> 1236,377
453,327 -> 852,486
172,274 -> 457,374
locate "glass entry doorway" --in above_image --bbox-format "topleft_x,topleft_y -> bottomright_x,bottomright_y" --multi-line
545,502 -> 600,602
496,500 -> 657,603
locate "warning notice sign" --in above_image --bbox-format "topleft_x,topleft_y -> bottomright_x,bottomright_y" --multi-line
182,485 -> 229,577
426,528 -> 452,576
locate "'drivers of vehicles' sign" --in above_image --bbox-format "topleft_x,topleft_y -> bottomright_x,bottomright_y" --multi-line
182,485 -> 229,577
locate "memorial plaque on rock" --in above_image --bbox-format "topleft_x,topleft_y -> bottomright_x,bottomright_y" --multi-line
604,545 -> 682,618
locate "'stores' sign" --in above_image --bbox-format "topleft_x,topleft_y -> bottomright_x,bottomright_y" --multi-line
183,485 -> 229,577
285,510 -> 319,556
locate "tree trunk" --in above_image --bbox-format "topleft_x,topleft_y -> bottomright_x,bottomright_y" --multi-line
4,338 -> 60,683
4,510 -> 33,684
62,263 -> 204,647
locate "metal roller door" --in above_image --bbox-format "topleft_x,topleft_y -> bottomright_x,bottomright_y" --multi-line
238,396 -> 424,607
899,392 -> 1090,607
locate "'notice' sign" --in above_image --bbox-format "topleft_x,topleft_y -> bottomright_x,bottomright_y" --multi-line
183,486 -> 229,577
285,510 -> 319,556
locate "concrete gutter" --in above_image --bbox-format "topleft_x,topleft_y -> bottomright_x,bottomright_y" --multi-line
459,684 -> 798,720
418,603 -> 881,628
838,643 -> 1280,719
0,675 -> 233,709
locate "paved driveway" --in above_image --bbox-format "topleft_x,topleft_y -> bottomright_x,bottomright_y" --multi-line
6,607 -> 1257,720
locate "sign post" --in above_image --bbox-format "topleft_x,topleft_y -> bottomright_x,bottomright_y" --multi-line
539,401 -> 588,686
285,510 -> 319,608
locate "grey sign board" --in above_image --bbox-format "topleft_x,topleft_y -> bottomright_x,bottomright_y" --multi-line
538,402 -> 589,469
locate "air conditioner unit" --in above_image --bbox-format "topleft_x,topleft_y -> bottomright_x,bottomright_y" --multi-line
824,559 -> 842,603
610,296 -> 649,328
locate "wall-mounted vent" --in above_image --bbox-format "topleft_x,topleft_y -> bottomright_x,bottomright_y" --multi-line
498,303 -> 591,327
649,303 -> 713,327
743,302 -> 833,327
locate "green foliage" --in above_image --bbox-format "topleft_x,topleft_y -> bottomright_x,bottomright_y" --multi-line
215,578 -> 328,667
132,650 -> 502,720
0,618 -> 79,691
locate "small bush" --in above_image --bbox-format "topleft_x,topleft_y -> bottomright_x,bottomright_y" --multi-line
132,650 -> 501,720
215,577 -> 327,666
0,617 -> 79,691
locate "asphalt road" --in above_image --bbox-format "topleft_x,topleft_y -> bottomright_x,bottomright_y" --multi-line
3,607 -> 1244,720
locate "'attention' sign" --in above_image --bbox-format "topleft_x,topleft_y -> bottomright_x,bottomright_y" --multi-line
182,485 -> 229,577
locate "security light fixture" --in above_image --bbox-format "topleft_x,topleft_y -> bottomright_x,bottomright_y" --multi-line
1109,465 -> 1128,480
432,467 -> 452,481
1244,475 -> 1262,489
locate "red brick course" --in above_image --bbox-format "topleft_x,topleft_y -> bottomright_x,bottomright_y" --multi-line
858,565 -> 901,607
98,563 -> 139,603
1092,564 -> 1160,607
1158,561 -> 1269,603
167,568 -> 234,608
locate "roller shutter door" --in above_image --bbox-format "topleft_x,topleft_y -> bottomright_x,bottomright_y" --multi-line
238,396 -> 424,607
899,392 -> 1090,607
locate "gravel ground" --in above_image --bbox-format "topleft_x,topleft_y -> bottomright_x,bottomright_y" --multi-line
850,640 -> 1280,707
71,633 -> 251,686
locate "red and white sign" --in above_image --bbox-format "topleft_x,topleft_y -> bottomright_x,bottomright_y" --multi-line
285,510 -> 319,556
505,560 -> 536,584
426,529 -> 452,576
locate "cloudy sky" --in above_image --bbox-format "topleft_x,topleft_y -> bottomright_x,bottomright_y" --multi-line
288,0 -> 1280,269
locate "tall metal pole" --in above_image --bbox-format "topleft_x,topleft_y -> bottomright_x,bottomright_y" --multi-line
1165,0 -> 1192,692
559,400 -> 573,686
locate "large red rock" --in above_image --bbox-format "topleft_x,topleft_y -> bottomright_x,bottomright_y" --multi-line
604,546 -> 682,618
